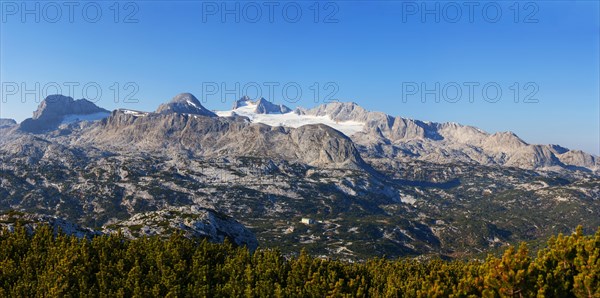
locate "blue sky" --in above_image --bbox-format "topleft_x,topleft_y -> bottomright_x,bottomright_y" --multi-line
1,1 -> 598,155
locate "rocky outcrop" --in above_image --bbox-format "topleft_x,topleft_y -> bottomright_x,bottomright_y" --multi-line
103,206 -> 258,250
156,93 -> 217,117
232,96 -> 251,109
0,211 -> 101,238
0,209 -> 258,250
254,98 -> 292,114
18,95 -> 109,133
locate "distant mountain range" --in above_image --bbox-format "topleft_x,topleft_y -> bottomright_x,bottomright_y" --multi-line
9,92 -> 592,173
0,93 -> 598,259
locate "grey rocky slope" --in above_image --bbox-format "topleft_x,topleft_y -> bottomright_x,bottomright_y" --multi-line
1,132 -> 598,259
299,102 -> 598,173
18,95 -> 110,133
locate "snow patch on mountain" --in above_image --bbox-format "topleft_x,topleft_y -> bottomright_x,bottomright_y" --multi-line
216,101 -> 365,137
187,99 -> 199,108
120,109 -> 149,117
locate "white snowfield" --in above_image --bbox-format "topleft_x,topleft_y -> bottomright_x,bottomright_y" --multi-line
61,112 -> 111,124
215,101 -> 365,137
121,109 -> 149,117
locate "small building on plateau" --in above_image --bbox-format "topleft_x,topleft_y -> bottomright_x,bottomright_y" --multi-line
300,218 -> 315,225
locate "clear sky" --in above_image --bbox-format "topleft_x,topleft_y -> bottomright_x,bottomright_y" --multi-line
1,1 -> 598,155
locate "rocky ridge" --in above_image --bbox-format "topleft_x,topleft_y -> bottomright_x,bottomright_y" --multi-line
300,102 -> 598,173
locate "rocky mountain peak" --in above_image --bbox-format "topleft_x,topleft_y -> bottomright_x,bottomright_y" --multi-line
0,118 -> 17,128
254,97 -> 292,114
19,95 -> 110,133
32,95 -> 108,120
486,131 -> 528,147
156,93 -> 217,117
232,96 -> 292,114
232,96 -> 252,109
171,92 -> 202,105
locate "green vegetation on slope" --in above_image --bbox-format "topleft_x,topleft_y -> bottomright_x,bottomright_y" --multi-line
0,225 -> 598,297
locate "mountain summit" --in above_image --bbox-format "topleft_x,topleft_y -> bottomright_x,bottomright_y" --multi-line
232,96 -> 291,114
156,93 -> 217,117
19,95 -> 110,133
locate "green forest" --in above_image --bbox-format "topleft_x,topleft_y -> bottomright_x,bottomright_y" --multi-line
0,225 -> 598,297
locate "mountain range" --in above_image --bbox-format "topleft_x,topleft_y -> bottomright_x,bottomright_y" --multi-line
0,93 -> 598,259
4,93 -> 597,174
